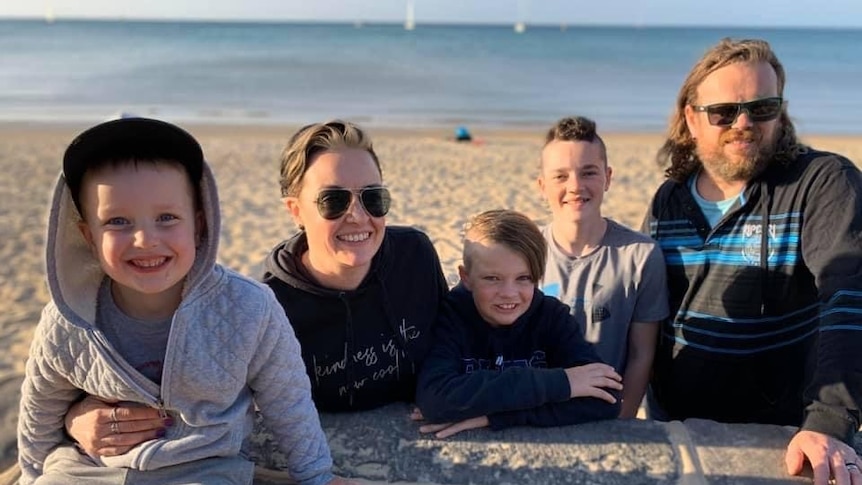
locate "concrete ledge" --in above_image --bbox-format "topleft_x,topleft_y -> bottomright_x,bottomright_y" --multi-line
4,402 -> 860,484
251,403 -> 675,484
250,403 -> 852,484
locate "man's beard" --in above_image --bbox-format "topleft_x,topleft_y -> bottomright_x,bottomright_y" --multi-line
698,127 -> 778,183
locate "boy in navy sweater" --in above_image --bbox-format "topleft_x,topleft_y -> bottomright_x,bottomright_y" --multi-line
415,209 -> 622,438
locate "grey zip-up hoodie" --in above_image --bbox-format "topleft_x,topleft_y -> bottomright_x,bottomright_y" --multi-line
18,160 -> 334,485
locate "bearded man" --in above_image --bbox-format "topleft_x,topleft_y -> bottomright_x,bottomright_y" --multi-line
643,38 -> 862,485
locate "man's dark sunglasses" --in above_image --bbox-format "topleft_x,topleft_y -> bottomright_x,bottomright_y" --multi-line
315,186 -> 391,220
691,97 -> 784,126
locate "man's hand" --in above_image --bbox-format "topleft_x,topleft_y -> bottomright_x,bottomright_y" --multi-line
65,395 -> 169,457
564,363 -> 622,402
786,430 -> 862,485
418,415 -> 489,439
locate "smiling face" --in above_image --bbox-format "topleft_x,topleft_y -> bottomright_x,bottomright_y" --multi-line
285,147 -> 385,286
78,162 -> 199,317
459,240 -> 535,328
685,61 -> 781,184
538,139 -> 611,224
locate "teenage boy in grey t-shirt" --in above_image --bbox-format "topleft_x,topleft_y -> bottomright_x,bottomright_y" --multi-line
536,116 -> 669,419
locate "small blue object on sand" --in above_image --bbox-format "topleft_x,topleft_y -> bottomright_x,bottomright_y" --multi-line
454,125 -> 472,142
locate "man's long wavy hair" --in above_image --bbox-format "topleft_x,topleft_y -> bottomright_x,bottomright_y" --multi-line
658,38 -> 805,182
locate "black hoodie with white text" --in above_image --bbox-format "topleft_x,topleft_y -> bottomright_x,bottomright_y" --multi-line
263,226 -> 449,412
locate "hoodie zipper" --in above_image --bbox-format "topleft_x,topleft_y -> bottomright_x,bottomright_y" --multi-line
758,181 -> 771,316
701,182 -> 771,317
89,328 -> 163,408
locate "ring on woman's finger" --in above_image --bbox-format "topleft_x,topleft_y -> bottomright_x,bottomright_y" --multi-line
110,421 -> 120,435
110,406 -> 119,423
847,462 -> 861,472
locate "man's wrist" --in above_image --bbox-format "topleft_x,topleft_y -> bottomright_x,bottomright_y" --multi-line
801,408 -> 858,445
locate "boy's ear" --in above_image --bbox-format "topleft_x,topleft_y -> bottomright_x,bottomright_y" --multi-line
283,197 -> 304,229
458,264 -> 471,290
605,165 -> 613,192
536,176 -> 546,199
77,221 -> 97,256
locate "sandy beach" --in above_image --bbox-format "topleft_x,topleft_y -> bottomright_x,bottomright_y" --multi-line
1,122 -> 861,469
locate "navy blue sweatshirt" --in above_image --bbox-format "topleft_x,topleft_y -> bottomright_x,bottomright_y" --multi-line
416,284 -> 620,429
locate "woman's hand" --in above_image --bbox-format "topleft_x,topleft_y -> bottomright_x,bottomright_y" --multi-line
65,395 -> 170,457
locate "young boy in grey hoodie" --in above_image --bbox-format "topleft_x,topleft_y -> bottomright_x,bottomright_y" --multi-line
17,117 -> 353,485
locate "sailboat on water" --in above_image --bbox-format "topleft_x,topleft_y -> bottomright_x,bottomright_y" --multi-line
404,0 -> 416,31
514,0 -> 527,33
45,2 -> 56,24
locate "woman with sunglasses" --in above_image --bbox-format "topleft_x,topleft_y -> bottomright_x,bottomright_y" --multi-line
261,120 -> 449,412
61,121 -> 449,459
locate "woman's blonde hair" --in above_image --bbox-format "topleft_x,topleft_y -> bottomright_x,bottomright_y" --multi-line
279,120 -> 381,197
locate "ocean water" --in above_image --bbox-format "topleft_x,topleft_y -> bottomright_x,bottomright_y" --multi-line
1,19 -> 861,134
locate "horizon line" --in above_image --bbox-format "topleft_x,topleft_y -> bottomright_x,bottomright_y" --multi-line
1,16 -> 861,31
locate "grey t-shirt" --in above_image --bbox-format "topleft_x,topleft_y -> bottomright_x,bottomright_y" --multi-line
540,220 -> 669,373
97,279 -> 171,384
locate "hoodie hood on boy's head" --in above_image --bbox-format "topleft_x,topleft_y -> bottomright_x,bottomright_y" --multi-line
46,119 -> 220,326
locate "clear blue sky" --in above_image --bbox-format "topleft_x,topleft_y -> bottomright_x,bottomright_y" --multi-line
2,0 -> 861,28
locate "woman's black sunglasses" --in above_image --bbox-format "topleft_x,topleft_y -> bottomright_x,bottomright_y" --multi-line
314,186 -> 391,220
691,97 -> 784,127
